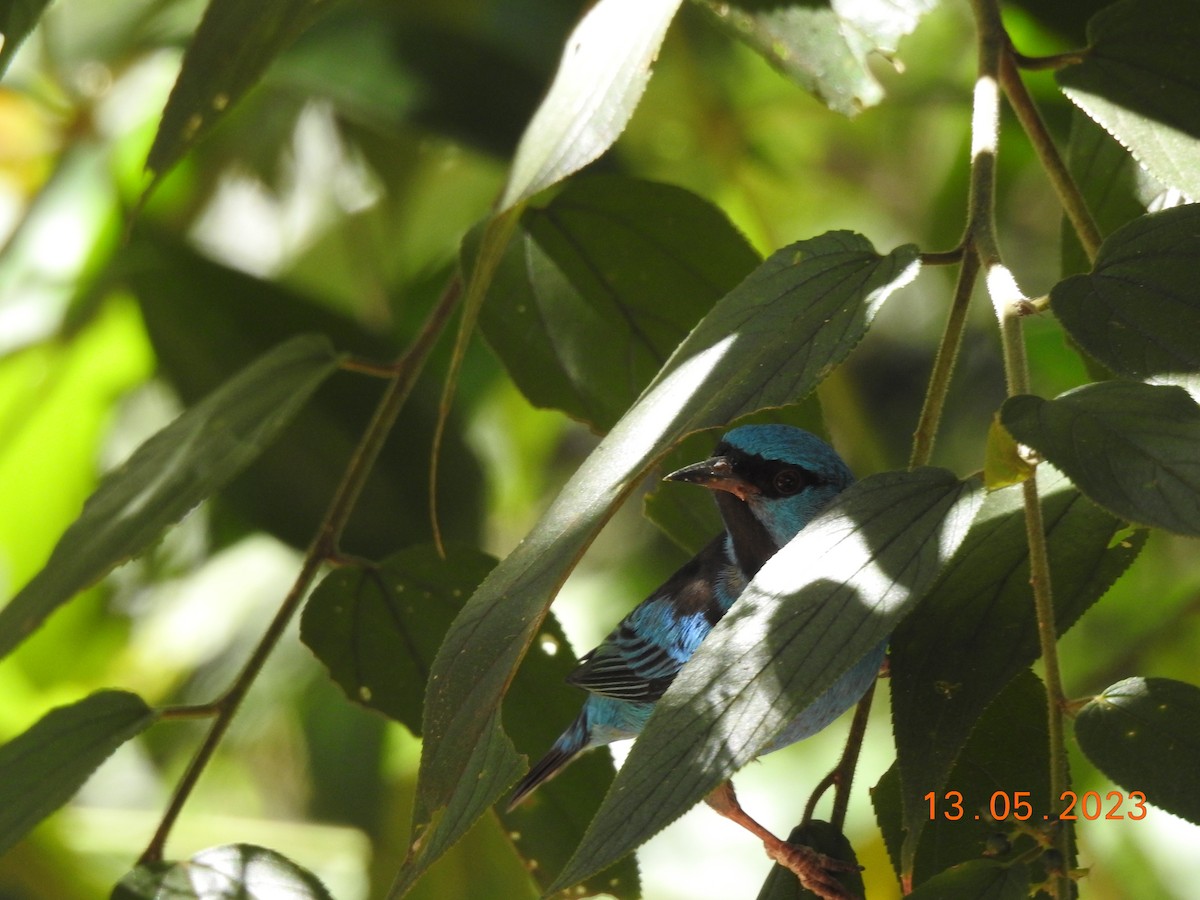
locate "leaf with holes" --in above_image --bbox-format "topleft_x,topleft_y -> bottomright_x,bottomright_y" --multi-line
402,231 -> 919,893
1075,676 -> 1200,825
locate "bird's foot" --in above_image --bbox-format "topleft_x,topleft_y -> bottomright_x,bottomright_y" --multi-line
766,840 -> 861,900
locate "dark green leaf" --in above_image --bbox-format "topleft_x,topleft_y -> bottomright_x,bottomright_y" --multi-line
124,233 -> 483,557
550,468 -> 981,891
304,546 -> 638,898
146,0 -> 338,179
0,335 -> 339,661
1053,204 -> 1200,392
701,0 -> 938,116
1056,0 -> 1200,199
499,0 -> 684,209
877,671 -> 1058,889
480,175 -> 760,432
404,231 -> 920,893
1075,676 -> 1200,825
0,0 -> 52,75
1001,381 -> 1200,536
301,545 -> 498,733
904,859 -> 1030,900
755,821 -> 862,900
890,468 -> 1144,870
0,691 -> 155,858
112,843 -> 332,899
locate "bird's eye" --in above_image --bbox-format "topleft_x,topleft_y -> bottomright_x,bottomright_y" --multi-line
772,468 -> 805,495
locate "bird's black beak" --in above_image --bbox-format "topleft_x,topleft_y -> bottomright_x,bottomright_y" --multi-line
665,456 -> 759,501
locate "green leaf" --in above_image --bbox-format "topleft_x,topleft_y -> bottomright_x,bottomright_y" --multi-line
1056,0 -> 1200,199
112,844 -> 333,899
0,690 -> 156,858
479,175 -> 761,432
904,860 -> 1030,900
550,468 -> 982,892
701,0 -> 938,117
0,0 -> 53,76
1061,110 -> 1153,277
890,468 -> 1144,871
304,546 -> 638,898
499,0 -> 685,210
1075,676 -> 1200,825
392,710 -> 525,899
403,231 -> 920,892
145,0 -> 337,179
1052,204 -> 1200,393
1001,381 -> 1200,536
0,334 -> 339,661
755,821 -> 863,900
301,545 -> 498,734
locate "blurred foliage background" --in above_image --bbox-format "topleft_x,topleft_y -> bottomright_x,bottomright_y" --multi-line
1,0 -> 1197,897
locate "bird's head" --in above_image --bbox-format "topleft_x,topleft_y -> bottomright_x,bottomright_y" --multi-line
665,424 -> 854,556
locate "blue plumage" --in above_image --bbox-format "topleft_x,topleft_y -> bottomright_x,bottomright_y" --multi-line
508,424 -> 876,811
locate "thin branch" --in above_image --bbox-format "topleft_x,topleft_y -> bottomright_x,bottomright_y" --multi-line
919,246 -> 966,266
139,276 -> 463,866
910,250 -> 980,469
1010,48 -> 1087,71
999,49 -> 1103,263
970,3 -> 1072,897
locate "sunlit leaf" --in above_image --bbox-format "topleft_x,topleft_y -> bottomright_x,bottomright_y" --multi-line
1052,204 -> 1200,395
890,468 -> 1143,870
1001,381 -> 1200,536
0,0 -> 53,77
550,468 -> 981,891
0,335 -> 339,660
480,175 -> 760,431
113,843 -> 332,899
1075,676 -> 1200,825
0,691 -> 155,858
1056,0 -> 1200,199
1061,110 -> 1152,276
403,232 -> 919,890
702,0 -> 938,116
499,0 -> 685,210
146,0 -> 338,180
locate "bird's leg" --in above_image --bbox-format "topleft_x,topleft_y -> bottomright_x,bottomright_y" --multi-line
704,780 -> 860,900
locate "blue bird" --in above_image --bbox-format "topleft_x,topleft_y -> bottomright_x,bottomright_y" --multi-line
508,424 -> 885,899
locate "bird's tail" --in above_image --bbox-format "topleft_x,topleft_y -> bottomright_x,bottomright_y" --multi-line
507,713 -> 590,811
